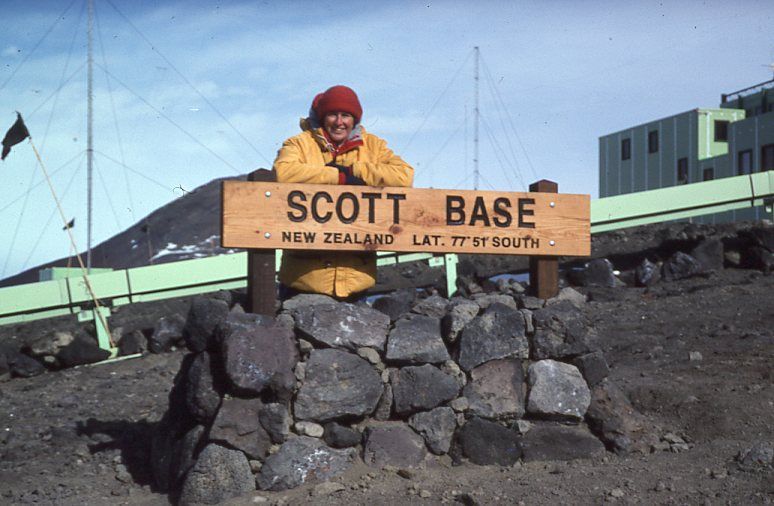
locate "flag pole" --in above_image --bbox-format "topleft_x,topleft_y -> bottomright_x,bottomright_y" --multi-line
27,138 -> 114,349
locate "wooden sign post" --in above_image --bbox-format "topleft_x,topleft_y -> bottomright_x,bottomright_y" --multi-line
528,180 -> 560,299
222,179 -> 590,306
245,169 -> 276,314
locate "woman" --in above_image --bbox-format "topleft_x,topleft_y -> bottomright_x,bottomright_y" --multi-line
273,85 -> 414,300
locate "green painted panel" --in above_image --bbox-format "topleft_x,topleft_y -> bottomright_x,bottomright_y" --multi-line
127,253 -> 246,294
0,308 -> 73,325
751,169 -> 774,197
67,270 -> 131,304
0,278 -> 71,315
591,171 -> 772,232
39,267 -> 113,281
128,280 -> 246,303
592,174 -> 754,223
697,108 -> 742,160
591,201 -> 760,233
444,254 -> 459,297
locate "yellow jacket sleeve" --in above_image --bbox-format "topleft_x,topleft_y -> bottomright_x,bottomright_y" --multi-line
352,135 -> 414,188
273,135 -> 339,184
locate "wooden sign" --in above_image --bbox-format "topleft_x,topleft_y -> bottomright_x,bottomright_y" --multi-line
222,182 -> 590,257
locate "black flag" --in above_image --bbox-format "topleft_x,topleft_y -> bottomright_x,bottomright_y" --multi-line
2,112 -> 30,161
63,218 -> 75,230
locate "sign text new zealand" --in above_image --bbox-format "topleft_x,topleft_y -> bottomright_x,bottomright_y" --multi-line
222,182 -> 590,256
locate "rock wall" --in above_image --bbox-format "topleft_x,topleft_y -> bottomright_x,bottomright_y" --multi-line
151,285 -> 653,504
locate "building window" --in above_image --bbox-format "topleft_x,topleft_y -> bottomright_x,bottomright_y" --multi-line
648,130 -> 659,153
621,138 -> 631,160
714,120 -> 729,142
703,168 -> 714,181
762,144 -> 774,172
677,158 -> 689,184
767,103 -> 773,113
738,149 -> 752,175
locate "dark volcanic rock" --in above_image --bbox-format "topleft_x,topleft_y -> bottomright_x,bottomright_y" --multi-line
373,384 -> 393,421
216,311 -> 275,340
471,293 -> 518,310
183,297 -> 230,352
586,378 -> 651,454
411,294 -> 449,318
281,293 -> 336,312
293,303 -> 390,351
567,258 -> 617,287
118,329 -> 147,355
454,274 -> 484,297
294,349 -> 382,422
56,338 -> 110,368
457,303 -> 528,371
739,226 -> 774,253
463,359 -> 525,420
521,423 -> 605,461
5,349 -> 45,378
179,443 -> 254,506
573,351 -> 610,387
171,424 -> 206,487
0,352 -> 9,381
737,441 -> 773,471
185,352 -> 222,424
390,364 -> 459,416
257,436 -> 356,491
149,314 -> 185,353
745,246 -> 774,273
151,374 -> 199,495
635,258 -> 660,287
372,289 -> 416,322
24,331 -> 73,362
690,238 -> 724,271
457,417 -> 522,466
259,403 -> 291,444
323,422 -> 362,449
386,314 -> 450,364
661,251 -> 702,281
531,300 -> 593,360
220,317 -> 298,399
442,299 -> 479,343
408,406 -> 456,454
209,397 -> 272,460
526,359 -> 590,421
363,423 -> 427,468
547,287 -> 587,309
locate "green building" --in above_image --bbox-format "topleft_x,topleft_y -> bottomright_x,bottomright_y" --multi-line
599,79 -> 774,223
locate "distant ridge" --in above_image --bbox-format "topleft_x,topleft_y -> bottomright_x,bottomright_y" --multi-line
0,174 -> 246,288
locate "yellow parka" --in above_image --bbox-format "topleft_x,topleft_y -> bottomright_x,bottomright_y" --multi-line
273,122 -> 414,297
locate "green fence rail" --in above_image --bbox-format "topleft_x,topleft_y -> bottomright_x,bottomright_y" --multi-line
591,170 -> 773,233
1,170 -> 771,345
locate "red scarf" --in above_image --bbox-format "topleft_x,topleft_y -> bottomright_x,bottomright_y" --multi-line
320,127 -> 363,158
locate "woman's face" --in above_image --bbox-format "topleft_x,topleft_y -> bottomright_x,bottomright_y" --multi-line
323,112 -> 355,145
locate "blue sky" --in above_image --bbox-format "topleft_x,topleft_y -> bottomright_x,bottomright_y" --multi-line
1,0 -> 772,279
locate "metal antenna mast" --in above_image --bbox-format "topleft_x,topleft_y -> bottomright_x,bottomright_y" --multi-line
87,0 -> 94,270
474,46 -> 480,191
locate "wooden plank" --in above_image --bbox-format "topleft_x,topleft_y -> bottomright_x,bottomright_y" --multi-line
529,180 -> 560,299
244,170 -> 277,315
222,182 -> 590,257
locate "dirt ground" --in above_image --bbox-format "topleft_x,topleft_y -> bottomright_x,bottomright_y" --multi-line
0,267 -> 772,505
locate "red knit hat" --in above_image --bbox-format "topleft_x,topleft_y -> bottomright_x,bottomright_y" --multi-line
314,85 -> 363,124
